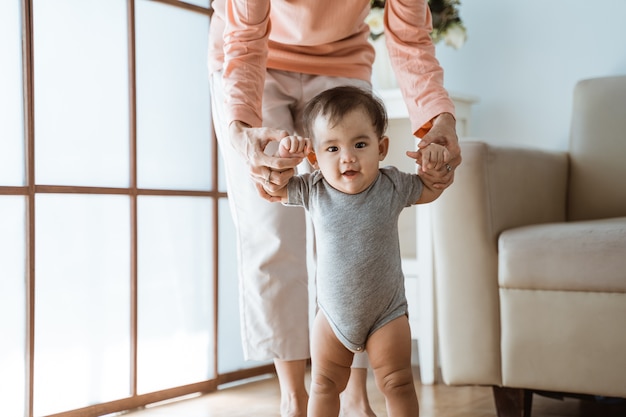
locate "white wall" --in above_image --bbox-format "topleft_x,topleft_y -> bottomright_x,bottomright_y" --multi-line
436,0 -> 626,151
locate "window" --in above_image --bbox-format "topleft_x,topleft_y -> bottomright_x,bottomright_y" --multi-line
0,1 -> 272,416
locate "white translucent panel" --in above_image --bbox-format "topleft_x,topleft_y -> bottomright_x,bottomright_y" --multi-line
0,197 -> 26,417
0,0 -> 25,186
137,196 -> 215,393
34,194 -> 131,416
135,1 -> 212,190
217,199 -> 271,372
33,0 -> 129,187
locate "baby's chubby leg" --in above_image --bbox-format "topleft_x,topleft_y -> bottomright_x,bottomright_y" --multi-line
308,312 -> 355,417
366,316 -> 419,417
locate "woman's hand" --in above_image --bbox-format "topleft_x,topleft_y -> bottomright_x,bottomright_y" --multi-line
414,112 -> 462,190
229,121 -> 303,201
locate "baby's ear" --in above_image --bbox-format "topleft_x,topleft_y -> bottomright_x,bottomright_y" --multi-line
378,136 -> 390,160
307,152 -> 319,169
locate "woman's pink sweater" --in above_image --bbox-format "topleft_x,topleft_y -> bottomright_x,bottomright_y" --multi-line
208,0 -> 455,136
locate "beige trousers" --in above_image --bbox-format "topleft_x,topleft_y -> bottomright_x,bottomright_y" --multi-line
210,69 -> 370,362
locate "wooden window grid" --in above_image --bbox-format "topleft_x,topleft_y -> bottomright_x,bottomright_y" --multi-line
2,1 -> 275,416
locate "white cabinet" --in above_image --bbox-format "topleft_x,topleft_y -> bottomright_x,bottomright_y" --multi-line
377,88 -> 476,137
378,88 -> 477,384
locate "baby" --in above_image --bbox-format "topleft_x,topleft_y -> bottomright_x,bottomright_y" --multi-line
265,85 -> 449,417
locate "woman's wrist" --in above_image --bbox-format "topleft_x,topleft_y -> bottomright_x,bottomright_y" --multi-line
229,119 -> 251,131
228,120 -> 252,157
416,112 -> 456,138
433,112 -> 456,125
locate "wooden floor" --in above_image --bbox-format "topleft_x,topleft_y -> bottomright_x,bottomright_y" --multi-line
123,368 -> 626,417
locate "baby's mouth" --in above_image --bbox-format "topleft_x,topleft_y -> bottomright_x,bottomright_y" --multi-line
342,170 -> 358,177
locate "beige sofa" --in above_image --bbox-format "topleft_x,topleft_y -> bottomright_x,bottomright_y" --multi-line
431,75 -> 626,416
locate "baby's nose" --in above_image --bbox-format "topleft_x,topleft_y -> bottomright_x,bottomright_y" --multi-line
340,149 -> 356,162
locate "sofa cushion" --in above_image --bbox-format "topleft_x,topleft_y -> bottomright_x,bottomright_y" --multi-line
568,76 -> 626,221
498,217 -> 626,292
500,288 -> 626,397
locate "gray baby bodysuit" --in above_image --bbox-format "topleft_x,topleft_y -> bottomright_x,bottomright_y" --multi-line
286,166 -> 423,352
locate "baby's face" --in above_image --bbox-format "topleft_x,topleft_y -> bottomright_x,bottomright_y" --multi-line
312,108 -> 388,195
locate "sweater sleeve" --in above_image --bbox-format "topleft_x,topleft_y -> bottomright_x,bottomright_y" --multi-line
222,0 -> 271,127
384,0 -> 456,136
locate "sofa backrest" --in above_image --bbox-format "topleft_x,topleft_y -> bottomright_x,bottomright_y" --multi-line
567,75 -> 626,221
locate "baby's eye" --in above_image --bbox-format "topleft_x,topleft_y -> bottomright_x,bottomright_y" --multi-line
326,146 -> 339,152
355,142 -> 366,149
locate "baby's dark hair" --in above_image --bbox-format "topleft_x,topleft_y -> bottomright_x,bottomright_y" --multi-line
302,86 -> 388,140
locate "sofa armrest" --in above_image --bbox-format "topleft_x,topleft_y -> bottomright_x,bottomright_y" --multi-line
432,141 -> 568,386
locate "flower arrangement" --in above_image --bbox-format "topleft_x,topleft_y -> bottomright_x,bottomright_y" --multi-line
366,0 -> 467,49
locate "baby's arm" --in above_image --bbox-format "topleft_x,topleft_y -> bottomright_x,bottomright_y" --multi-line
407,143 -> 450,204
263,136 -> 311,202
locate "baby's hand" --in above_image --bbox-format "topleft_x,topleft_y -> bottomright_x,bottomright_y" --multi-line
407,143 -> 450,172
278,135 -> 312,159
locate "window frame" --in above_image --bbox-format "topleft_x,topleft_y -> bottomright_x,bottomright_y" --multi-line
1,1 -> 275,416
